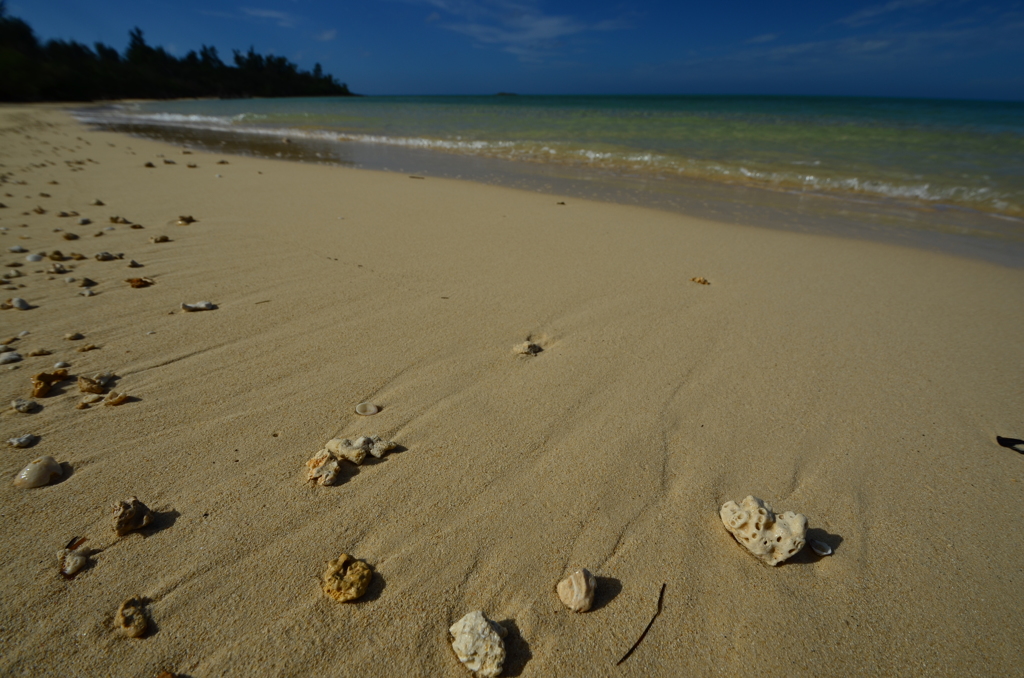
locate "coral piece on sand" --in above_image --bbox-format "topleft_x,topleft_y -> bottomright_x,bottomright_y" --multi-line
720,496 -> 807,566
326,438 -> 368,465
112,496 -> 154,536
103,391 -> 128,406
307,448 -> 344,486
14,456 -> 61,488
78,372 -> 112,394
27,348 -> 52,357
691,277 -> 710,285
557,568 -> 597,612
180,301 -> 215,312
449,611 -> 507,677
116,598 -> 148,638
177,215 -> 196,225
31,368 -> 68,397
11,398 -> 38,413
57,538 -> 90,577
125,277 -> 155,288
321,553 -> 373,602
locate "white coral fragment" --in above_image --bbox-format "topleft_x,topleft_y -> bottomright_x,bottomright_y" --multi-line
180,301 -> 215,312
307,434 -> 399,485
307,448 -> 344,486
449,610 -> 507,677
720,495 -> 807,566
557,568 -> 597,612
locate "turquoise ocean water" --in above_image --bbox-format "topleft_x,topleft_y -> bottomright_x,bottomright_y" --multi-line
77,95 -> 1024,266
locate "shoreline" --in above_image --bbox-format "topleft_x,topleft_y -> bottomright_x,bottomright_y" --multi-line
2,105 -> 1023,676
72,100 -> 1024,270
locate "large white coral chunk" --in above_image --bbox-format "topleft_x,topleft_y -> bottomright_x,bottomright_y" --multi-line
720,495 -> 807,566
449,610 -> 507,677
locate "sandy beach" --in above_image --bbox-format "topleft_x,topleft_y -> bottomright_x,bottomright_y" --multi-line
1,104 -> 1023,677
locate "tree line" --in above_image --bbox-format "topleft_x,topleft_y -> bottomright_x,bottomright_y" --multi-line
0,3 -> 353,101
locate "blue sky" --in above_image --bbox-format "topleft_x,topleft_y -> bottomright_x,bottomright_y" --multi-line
11,0 -> 1024,99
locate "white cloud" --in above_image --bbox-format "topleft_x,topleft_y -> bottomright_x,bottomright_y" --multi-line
407,0 -> 629,61
241,7 -> 298,28
838,0 -> 934,28
315,29 -> 337,41
746,33 -> 779,44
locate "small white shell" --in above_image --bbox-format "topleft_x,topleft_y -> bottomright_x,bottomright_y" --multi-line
810,540 -> 833,557
54,361 -> 70,368
26,254 -> 43,262
14,456 -> 62,488
355,402 -> 379,416
58,547 -> 89,576
7,433 -> 38,448
181,301 -> 215,312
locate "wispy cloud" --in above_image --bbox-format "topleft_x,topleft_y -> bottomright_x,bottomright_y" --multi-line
838,0 -> 934,28
409,0 -> 630,61
746,33 -> 779,44
315,29 -> 337,42
241,7 -> 298,28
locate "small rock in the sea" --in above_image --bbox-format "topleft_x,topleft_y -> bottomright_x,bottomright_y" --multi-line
691,277 -> 710,285
65,332 -> 84,340
127,260 -> 142,268
177,215 -> 196,225
27,348 -> 52,357
449,611 -> 507,678
7,297 -> 31,310
112,496 -> 154,536
810,540 -> 833,557
149,235 -> 170,244
514,341 -> 542,356
0,351 -> 22,364
103,391 -> 128,406
94,251 -> 118,261
720,495 -> 807,566
31,368 -> 68,397
7,433 -> 39,448
14,455 -> 62,488
180,301 -> 215,312
321,553 -> 373,602
12,398 -> 38,413
557,568 -> 597,613
125,277 -> 155,288
115,598 -> 148,638
354,402 -> 379,416
57,539 -> 90,577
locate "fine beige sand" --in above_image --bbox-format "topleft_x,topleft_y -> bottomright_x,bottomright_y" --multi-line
1,104 -> 1023,677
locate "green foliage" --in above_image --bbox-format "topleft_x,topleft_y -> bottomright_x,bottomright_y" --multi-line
0,12 -> 352,101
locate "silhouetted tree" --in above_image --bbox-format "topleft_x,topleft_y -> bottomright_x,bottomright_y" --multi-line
0,5 -> 352,102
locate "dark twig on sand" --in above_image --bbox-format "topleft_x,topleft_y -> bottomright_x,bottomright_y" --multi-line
616,583 -> 666,666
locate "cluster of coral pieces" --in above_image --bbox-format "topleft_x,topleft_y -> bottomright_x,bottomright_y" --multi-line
306,435 -> 397,486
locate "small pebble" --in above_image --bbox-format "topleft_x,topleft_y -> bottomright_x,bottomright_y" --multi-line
79,289 -> 95,297
78,218 -> 91,226
25,254 -> 43,262
54,361 -> 70,368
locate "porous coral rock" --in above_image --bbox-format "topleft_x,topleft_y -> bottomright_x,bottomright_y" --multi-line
112,496 -> 154,536
321,553 -> 373,602
306,449 -> 344,486
116,598 -> 148,638
31,368 -> 68,397
720,495 -> 807,566
326,438 -> 367,465
103,391 -> 128,406
557,568 -> 597,612
449,610 -> 507,677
